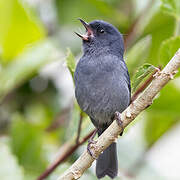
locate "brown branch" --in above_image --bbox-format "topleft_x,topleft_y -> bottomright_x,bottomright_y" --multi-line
37,130 -> 95,180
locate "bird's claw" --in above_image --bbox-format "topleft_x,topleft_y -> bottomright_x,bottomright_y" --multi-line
87,129 -> 98,159
87,139 -> 97,159
114,111 -> 124,136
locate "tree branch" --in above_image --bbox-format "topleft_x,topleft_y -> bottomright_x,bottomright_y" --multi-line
58,49 -> 180,180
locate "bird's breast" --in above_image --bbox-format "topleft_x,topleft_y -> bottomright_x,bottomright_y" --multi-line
75,61 -> 130,127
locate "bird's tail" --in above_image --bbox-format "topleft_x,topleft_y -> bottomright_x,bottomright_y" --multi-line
96,131 -> 118,179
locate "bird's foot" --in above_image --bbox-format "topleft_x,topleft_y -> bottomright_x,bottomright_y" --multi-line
87,129 -> 98,159
114,111 -> 124,136
87,139 -> 97,159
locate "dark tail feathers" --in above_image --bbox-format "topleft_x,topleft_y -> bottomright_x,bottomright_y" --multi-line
96,142 -> 118,179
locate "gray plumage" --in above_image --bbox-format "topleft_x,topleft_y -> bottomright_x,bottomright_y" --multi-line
74,20 -> 131,179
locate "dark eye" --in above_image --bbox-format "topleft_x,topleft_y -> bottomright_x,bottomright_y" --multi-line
100,29 -> 105,33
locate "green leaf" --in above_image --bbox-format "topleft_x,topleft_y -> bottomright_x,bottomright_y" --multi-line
145,113 -> 177,147
0,141 -> 24,180
125,36 -> 152,77
159,36 -> 180,67
148,80 -> 180,116
143,10 -> 176,65
132,63 -> 156,92
145,81 -> 180,147
0,0 -> 46,62
161,0 -> 180,19
66,48 -> 76,81
10,113 -> 47,173
0,40 -> 60,101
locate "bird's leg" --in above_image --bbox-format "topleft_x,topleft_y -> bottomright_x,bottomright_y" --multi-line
114,111 -> 124,136
87,129 -> 98,158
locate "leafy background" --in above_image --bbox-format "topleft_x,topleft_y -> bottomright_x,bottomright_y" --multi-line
0,0 -> 180,180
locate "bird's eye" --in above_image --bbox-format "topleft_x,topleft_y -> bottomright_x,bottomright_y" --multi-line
100,29 -> 105,33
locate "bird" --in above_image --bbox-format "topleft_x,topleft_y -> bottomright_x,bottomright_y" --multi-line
74,19 -> 131,179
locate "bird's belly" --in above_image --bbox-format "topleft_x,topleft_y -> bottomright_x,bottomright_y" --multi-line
77,83 -> 130,127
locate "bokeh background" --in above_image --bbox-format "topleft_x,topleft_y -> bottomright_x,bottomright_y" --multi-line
0,0 -> 180,180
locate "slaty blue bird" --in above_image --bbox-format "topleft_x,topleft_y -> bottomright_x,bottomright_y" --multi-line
74,19 -> 131,179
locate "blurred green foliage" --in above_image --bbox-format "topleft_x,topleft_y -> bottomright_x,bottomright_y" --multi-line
0,0 -> 45,62
143,10 -> 176,64
0,0 -> 180,180
0,40 -> 60,100
10,114 -> 47,173
125,36 -> 152,77
159,36 -> 180,66
145,81 -> 180,147
66,48 -> 76,80
161,0 -> 180,19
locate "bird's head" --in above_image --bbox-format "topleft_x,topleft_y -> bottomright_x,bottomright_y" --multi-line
75,19 -> 124,56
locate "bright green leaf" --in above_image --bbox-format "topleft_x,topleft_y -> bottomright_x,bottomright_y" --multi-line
161,0 -> 180,19
132,63 -> 156,92
159,36 -> 180,67
0,0 -> 45,62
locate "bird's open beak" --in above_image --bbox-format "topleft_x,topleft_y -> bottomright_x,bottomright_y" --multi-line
75,19 -> 93,41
